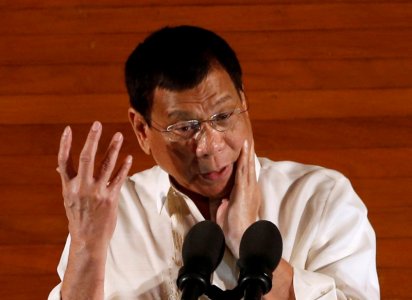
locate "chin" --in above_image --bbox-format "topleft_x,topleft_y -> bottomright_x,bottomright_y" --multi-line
201,173 -> 235,198
199,189 -> 224,199
195,181 -> 232,199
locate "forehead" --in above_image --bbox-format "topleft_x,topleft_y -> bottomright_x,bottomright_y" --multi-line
151,68 -> 240,119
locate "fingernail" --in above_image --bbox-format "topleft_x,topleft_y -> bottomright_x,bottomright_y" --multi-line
63,126 -> 71,136
244,140 -> 248,149
114,132 -> 123,141
92,121 -> 101,131
126,155 -> 133,164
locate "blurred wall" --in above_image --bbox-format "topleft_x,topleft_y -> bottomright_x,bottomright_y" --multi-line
0,1 -> 411,299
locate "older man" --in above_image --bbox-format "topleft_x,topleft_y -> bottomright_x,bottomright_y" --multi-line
49,26 -> 379,299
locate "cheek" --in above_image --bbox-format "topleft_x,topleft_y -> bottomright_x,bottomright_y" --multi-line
167,143 -> 195,165
226,120 -> 252,152
223,133 -> 243,156
152,142 -> 196,176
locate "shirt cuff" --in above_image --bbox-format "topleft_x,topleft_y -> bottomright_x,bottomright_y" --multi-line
48,283 -> 62,300
293,267 -> 337,300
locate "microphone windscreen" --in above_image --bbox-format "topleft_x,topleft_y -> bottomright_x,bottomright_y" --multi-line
238,220 -> 283,272
182,220 -> 225,274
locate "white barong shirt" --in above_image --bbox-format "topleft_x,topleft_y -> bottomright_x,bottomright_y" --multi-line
49,158 -> 379,299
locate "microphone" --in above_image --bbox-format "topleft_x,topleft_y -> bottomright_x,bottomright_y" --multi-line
237,220 -> 283,300
177,220 -> 225,300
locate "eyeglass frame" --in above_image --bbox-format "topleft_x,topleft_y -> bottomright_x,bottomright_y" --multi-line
149,103 -> 248,141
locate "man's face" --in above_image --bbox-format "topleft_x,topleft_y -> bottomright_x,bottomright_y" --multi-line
142,67 -> 253,199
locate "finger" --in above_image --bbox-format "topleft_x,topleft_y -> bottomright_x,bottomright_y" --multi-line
235,139 -> 249,184
248,139 -> 256,184
57,126 -> 76,182
97,132 -> 124,183
78,121 -> 102,180
107,155 -> 133,191
215,199 -> 229,228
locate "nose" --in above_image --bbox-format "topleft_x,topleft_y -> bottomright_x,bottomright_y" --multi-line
194,122 -> 225,158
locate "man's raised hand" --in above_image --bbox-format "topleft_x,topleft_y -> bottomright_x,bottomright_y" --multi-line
57,121 -> 132,251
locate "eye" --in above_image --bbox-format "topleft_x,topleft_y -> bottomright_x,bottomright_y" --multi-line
177,125 -> 194,132
170,121 -> 200,135
213,111 -> 233,122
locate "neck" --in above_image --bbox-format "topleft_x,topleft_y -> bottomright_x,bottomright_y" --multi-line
169,177 -> 229,220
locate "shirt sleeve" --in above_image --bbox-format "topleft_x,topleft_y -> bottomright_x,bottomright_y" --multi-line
48,283 -> 62,300
292,176 -> 380,300
48,235 -> 71,300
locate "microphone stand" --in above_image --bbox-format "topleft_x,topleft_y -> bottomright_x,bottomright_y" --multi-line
237,269 -> 272,300
180,280 -> 205,300
178,272 -> 209,300
243,282 -> 263,300
205,285 -> 244,300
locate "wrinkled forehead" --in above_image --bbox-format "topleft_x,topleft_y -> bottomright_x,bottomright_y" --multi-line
151,68 -> 243,120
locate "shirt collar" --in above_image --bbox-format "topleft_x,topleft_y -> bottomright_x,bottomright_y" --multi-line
156,155 -> 261,214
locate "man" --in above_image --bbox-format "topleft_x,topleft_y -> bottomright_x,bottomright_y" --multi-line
49,25 -> 379,299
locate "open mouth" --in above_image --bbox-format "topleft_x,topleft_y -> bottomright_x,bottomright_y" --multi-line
201,165 -> 231,181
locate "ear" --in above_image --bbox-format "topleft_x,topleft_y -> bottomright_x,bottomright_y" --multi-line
128,107 -> 151,155
239,89 -> 248,110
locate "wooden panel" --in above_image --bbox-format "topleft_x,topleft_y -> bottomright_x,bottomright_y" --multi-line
378,268 -> 412,299
4,0 -> 412,9
354,178 -> 412,210
0,215 -> 67,245
0,272 -> 409,300
0,245 -> 63,275
253,117 -> 412,150
0,268 -> 401,300
0,149 -> 410,186
3,59 -> 412,95
3,29 -> 412,65
249,89 -> 412,120
1,117 -> 411,155
2,4 -> 412,35
0,265 -> 408,300
231,29 -> 412,60
0,185 -> 64,215
0,237 -> 410,272
1,0 -> 411,298
2,178 -> 411,216
255,148 -> 412,179
243,59 -> 412,91
0,274 -> 60,300
0,239 -> 410,274
0,206 -> 411,242
0,64 -> 125,95
1,178 -> 411,236
369,207 -> 412,238
0,154 -> 154,185
1,89 -> 412,124
0,94 -> 129,124
377,239 -> 412,268
0,123 -> 134,156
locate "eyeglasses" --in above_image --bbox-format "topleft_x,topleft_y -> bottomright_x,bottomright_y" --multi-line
150,106 -> 248,142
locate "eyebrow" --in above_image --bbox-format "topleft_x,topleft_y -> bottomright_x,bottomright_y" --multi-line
167,95 -> 234,120
167,110 -> 193,120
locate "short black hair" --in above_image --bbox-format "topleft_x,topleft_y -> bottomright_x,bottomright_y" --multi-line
125,25 -> 243,124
